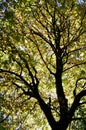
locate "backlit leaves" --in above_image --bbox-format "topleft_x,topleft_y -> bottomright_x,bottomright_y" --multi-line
0,0 -> 86,129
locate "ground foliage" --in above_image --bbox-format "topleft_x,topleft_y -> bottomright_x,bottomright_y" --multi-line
0,0 -> 86,129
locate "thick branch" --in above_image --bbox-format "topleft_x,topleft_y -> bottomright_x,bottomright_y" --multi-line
55,50 -> 68,118
69,90 -> 86,118
35,92 -> 57,129
73,77 -> 86,96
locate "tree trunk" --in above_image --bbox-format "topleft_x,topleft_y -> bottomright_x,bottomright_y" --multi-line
51,119 -> 70,130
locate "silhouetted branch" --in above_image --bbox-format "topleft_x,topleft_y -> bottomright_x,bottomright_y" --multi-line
73,77 -> 86,96
69,90 -> 86,118
64,61 -> 86,72
0,69 -> 31,88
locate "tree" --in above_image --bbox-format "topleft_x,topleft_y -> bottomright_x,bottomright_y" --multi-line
0,0 -> 86,129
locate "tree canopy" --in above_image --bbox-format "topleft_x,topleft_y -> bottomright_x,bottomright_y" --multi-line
0,0 -> 86,129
